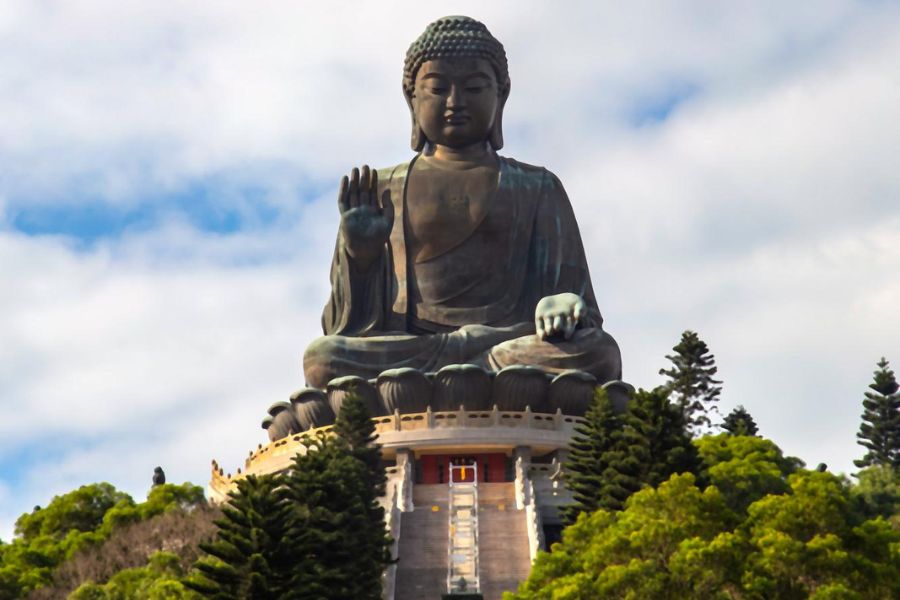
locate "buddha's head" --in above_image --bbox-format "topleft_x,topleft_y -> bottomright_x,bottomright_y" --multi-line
404,16 -> 510,152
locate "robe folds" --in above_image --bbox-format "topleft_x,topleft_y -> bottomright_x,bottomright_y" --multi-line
304,155 -> 621,389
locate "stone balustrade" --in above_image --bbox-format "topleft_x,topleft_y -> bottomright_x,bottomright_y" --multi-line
208,405 -> 588,501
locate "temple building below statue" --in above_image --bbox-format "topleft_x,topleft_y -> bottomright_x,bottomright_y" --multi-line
209,365 -> 632,600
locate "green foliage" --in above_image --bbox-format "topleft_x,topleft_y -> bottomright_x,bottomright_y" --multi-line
509,467 -> 900,600
740,471 -> 900,598
0,483 -> 206,599
631,386 -> 702,488
14,483 -> 131,542
722,404 -> 760,436
70,551 -> 200,600
188,429 -> 392,600
510,473 -> 736,599
332,392 -> 386,497
562,388 -> 646,523
855,357 -> 900,469
100,483 -> 206,534
852,465 -> 900,523
659,330 -> 722,435
696,433 -> 801,514
563,387 -> 702,524
0,483 -> 129,598
282,435 -> 392,600
187,474 -> 292,599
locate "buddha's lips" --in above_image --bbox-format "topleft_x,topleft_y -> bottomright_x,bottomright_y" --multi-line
445,115 -> 470,125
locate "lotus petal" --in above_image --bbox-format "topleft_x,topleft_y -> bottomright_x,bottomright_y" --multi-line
377,368 -> 431,414
432,364 -> 491,411
326,375 -> 384,418
290,388 -> 335,430
267,401 -> 299,440
493,365 -> 551,412
602,380 -> 635,414
549,370 -> 598,416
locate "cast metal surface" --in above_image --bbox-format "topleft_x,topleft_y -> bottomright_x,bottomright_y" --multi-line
301,15 -> 623,392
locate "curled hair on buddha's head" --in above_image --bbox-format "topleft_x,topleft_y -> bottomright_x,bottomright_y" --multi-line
403,16 -> 510,151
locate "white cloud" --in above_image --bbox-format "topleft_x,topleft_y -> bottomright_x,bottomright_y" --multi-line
2,1 -> 892,201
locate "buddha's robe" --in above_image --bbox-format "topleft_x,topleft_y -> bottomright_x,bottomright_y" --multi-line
303,155 -> 621,389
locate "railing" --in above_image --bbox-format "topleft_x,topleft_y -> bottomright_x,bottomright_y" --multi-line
210,407 -> 585,498
447,462 -> 480,595
372,405 -> 582,435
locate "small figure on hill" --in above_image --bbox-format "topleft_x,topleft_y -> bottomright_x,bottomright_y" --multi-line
152,466 -> 166,487
721,405 -> 759,436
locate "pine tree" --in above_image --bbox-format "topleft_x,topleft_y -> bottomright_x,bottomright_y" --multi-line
562,388 -> 647,523
187,474 -> 292,599
855,357 -> 900,469
630,386 -> 702,487
282,435 -> 392,600
659,330 -> 722,435
332,392 -> 386,497
721,405 -> 759,436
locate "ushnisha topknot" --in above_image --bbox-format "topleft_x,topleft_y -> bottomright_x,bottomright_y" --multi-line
403,16 -> 509,98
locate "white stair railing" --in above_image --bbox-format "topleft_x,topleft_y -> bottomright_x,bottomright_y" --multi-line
447,462 -> 480,594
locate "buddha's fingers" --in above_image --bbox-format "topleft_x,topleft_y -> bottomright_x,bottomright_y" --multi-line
535,318 -> 546,340
338,175 -> 350,213
552,315 -> 563,334
542,316 -> 554,338
369,168 -> 379,209
361,165 -> 371,206
563,316 -> 575,339
573,300 -> 585,322
349,167 -> 361,208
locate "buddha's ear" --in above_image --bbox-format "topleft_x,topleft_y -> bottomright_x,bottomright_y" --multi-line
405,88 -> 427,152
489,79 -> 511,151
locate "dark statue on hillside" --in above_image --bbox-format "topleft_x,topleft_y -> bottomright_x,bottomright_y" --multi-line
152,466 -> 166,487
302,16 -> 622,390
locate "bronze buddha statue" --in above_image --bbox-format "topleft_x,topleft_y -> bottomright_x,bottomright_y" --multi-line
302,16 -> 622,390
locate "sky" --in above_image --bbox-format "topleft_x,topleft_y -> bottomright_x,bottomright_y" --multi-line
1,0 -> 899,541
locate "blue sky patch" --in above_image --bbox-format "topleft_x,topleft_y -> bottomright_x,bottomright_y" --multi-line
6,179 -> 290,244
628,81 -> 700,127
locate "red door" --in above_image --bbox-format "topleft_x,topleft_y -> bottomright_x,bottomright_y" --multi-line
418,453 -> 508,484
449,456 -> 476,483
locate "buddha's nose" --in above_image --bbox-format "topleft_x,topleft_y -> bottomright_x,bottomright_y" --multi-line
447,85 -> 465,109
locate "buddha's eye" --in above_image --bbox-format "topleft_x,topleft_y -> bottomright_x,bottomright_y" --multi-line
430,87 -> 448,94
466,86 -> 484,93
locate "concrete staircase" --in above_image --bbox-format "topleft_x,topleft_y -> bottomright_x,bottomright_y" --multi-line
394,485 -> 448,600
478,485 -> 532,599
393,482 -> 531,600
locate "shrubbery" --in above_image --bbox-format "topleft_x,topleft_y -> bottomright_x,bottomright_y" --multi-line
508,434 -> 900,600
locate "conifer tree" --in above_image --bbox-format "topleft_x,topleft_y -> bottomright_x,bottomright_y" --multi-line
659,330 -> 722,435
630,386 -> 702,487
721,405 -> 759,436
187,474 -> 292,599
332,392 -> 386,497
855,357 -> 900,469
282,435 -> 392,600
562,388 -> 647,523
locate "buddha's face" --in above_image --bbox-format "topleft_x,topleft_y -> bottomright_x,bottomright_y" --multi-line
412,57 -> 500,149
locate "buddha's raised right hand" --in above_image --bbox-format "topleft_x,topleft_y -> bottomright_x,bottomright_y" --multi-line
338,165 -> 392,269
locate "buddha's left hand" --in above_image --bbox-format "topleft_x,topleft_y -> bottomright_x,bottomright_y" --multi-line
535,293 -> 586,340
